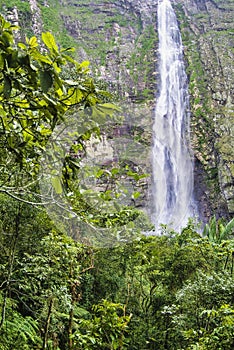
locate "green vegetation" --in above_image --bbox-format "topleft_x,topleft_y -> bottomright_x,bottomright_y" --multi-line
175,5 -> 213,138
0,0 -> 30,13
0,5 -> 233,350
0,0 -> 32,37
41,0 -> 157,102
0,15 -> 148,238
38,0 -> 77,49
0,16 -> 115,189
174,0 -> 234,218
126,24 -> 157,101
0,195 -> 233,349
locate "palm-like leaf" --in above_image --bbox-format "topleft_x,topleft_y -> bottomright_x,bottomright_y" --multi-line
203,216 -> 234,244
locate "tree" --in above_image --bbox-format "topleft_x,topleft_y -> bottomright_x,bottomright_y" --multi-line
170,272 -> 234,350
0,15 -> 149,245
0,15 -> 118,203
72,299 -> 131,349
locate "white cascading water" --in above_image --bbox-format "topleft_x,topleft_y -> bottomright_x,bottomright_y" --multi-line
152,0 -> 195,230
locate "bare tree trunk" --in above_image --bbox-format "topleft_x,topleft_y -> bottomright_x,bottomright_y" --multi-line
42,298 -> 54,350
68,305 -> 74,350
0,204 -> 21,328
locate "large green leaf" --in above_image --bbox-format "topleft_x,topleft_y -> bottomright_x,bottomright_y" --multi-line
224,217 -> 234,237
42,32 -> 58,52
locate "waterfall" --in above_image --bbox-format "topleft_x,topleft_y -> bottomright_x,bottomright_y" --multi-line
152,0 -> 195,230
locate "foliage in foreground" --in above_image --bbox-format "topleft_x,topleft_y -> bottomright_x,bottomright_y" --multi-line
0,200 -> 233,349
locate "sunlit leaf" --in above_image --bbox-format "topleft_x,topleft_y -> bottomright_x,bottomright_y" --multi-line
42,32 -> 58,52
51,176 -> 63,194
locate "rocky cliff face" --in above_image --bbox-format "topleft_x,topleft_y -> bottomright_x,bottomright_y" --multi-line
0,0 -> 233,222
174,0 -> 234,219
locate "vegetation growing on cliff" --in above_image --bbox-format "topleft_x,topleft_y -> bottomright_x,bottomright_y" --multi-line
174,0 -> 234,218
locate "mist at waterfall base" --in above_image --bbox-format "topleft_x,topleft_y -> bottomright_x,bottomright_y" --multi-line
151,0 -> 198,233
